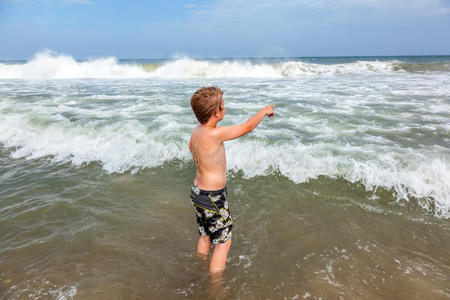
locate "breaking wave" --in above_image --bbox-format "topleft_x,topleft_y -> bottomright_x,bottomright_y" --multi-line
0,111 -> 448,218
1,50 -> 449,79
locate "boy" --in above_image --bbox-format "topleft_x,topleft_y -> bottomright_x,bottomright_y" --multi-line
189,86 -> 274,273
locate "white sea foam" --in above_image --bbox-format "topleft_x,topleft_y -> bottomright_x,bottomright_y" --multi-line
0,113 -> 190,173
0,51 -> 449,217
148,58 -> 281,78
4,278 -> 77,300
0,106 -> 448,217
228,141 -> 449,216
0,50 -> 148,79
2,50 -> 446,80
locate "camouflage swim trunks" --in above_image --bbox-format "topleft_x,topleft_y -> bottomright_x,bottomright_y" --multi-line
190,184 -> 233,245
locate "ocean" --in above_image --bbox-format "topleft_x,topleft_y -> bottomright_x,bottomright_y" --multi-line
0,51 -> 449,299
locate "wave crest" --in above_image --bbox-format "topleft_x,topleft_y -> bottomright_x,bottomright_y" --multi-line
1,51 -> 449,79
0,111 -> 448,218
0,50 -> 149,79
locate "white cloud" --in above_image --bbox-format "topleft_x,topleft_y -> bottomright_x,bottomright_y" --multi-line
346,0 -> 450,15
190,0 -> 450,18
170,0 -> 450,57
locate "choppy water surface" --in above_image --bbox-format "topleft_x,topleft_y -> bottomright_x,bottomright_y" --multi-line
0,52 -> 449,299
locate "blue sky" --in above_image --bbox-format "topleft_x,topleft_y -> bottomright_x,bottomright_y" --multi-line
1,0 -> 450,59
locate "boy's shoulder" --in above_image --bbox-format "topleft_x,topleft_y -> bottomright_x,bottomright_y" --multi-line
193,125 -> 223,135
191,125 -> 224,145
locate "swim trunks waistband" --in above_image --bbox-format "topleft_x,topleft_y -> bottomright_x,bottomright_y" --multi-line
191,184 -> 226,196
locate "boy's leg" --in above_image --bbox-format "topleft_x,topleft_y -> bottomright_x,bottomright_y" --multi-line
210,239 -> 232,273
197,235 -> 211,256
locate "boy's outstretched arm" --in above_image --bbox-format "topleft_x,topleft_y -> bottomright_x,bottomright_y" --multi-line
214,105 -> 275,142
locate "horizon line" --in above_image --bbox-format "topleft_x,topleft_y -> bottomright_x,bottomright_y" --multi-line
1,53 -> 450,62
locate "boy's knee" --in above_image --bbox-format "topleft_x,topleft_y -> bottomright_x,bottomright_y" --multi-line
215,238 -> 232,250
200,236 -> 211,243
197,236 -> 212,256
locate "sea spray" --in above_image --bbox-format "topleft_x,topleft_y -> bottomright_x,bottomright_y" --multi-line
1,50 -> 450,80
0,51 -> 449,217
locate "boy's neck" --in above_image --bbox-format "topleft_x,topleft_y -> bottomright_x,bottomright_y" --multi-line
202,118 -> 219,128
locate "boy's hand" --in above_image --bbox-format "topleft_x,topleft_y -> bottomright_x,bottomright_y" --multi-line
265,105 -> 275,118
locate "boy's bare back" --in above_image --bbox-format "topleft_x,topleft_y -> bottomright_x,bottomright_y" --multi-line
189,126 -> 227,190
189,86 -> 274,191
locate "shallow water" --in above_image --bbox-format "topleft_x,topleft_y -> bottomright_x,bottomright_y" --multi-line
1,53 -> 449,299
1,150 -> 449,299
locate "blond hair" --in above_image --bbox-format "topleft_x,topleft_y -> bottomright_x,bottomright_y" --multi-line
190,87 -> 223,124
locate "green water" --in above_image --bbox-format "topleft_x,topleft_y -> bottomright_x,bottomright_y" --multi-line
1,148 -> 449,299
1,54 -> 449,299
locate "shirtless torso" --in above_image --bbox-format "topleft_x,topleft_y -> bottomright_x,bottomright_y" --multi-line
189,104 -> 274,191
189,125 -> 227,190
